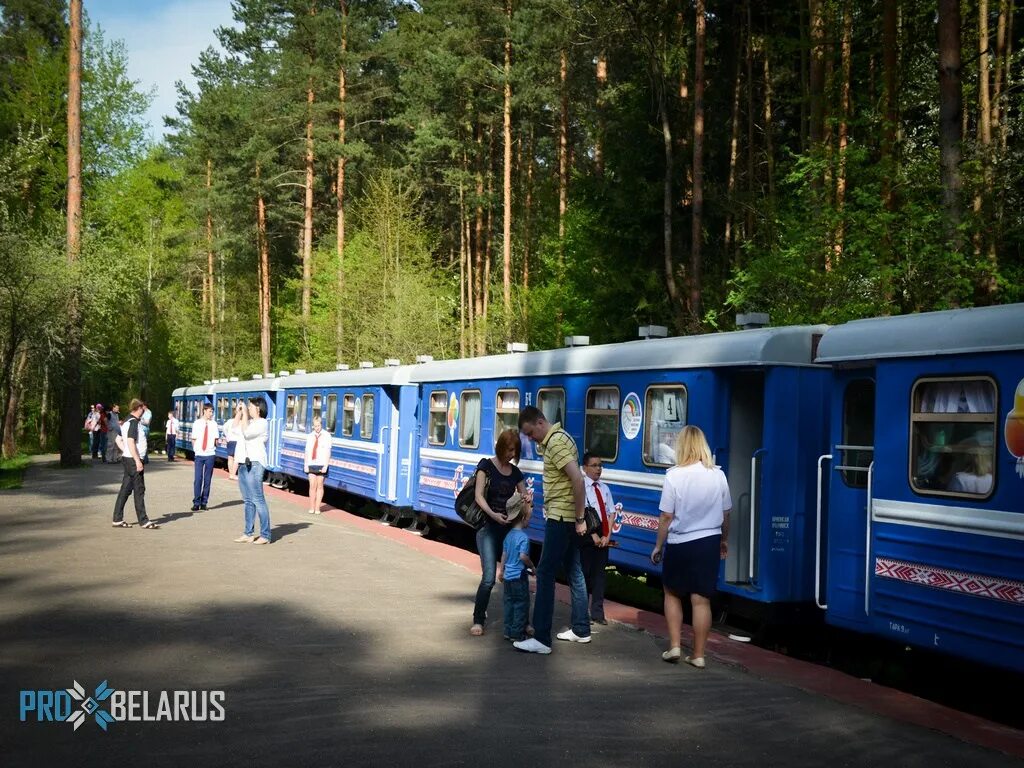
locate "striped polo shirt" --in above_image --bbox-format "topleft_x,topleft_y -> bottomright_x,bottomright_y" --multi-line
539,423 -> 579,522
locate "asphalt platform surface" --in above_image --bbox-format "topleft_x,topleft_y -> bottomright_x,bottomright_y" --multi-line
1,457 -> 1021,767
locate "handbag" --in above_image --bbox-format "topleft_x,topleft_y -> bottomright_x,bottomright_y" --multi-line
583,504 -> 602,536
455,470 -> 490,529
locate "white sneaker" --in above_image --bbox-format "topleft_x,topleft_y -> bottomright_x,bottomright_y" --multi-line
556,629 -> 591,644
513,638 -> 552,654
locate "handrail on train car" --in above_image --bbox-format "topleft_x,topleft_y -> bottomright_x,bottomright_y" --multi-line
815,454 -> 832,610
378,426 -> 390,499
406,432 -> 414,499
865,460 -> 875,616
749,448 -> 767,582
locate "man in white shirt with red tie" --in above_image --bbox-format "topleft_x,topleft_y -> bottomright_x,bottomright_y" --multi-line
581,452 -> 616,624
191,403 -> 220,511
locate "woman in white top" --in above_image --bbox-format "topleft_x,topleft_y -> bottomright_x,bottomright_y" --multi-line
234,396 -> 272,545
651,425 -> 732,668
225,403 -> 246,480
304,415 -> 332,514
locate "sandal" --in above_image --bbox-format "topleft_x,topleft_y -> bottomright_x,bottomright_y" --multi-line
140,521 -> 160,529
684,655 -> 706,669
470,624 -> 484,636
111,521 -> 130,528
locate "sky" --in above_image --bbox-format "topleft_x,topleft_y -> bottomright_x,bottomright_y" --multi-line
87,0 -> 236,140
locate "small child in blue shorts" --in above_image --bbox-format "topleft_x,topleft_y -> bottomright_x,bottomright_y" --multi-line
498,494 -> 535,642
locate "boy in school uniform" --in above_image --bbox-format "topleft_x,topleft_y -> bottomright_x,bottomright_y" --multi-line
191,403 -> 219,511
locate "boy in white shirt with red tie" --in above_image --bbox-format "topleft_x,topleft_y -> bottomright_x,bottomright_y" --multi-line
191,403 -> 220,511
581,452 -> 616,624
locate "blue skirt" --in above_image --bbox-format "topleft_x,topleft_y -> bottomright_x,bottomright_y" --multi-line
662,535 -> 721,598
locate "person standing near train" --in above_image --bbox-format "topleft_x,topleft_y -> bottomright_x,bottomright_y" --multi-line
469,428 -> 528,637
234,397 -> 272,545
651,425 -> 731,668
580,452 -> 616,625
304,414 -> 332,514
112,399 -> 159,529
514,406 -> 590,654
106,404 -> 121,463
166,408 -> 179,462
191,403 -> 219,511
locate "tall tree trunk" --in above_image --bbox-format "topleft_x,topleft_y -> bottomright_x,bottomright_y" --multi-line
463,148 -> 476,353
799,0 -> 809,150
206,159 -> 216,377
523,126 -> 534,293
256,166 -> 271,376
474,123 -> 484,328
39,356 -> 49,450
483,137 -> 493,351
975,0 -> 994,291
745,0 -> 755,239
882,0 -> 898,210
762,11 -> 775,201
938,0 -> 963,260
60,0 -> 83,467
595,51 -> 607,176
336,0 -> 348,360
724,21 -> 742,261
834,0 -> 852,263
690,0 -> 706,325
3,347 -> 28,458
808,0 -> 825,147
502,0 -> 513,317
558,49 -> 569,267
302,78 -> 315,322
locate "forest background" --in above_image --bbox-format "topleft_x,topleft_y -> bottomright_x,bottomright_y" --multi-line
0,0 -> 1021,457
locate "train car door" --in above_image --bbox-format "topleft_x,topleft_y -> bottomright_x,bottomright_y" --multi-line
724,371 -> 764,586
378,388 -> 401,502
822,371 -> 875,628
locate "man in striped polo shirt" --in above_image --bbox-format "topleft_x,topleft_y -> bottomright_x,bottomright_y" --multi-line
513,406 -> 591,654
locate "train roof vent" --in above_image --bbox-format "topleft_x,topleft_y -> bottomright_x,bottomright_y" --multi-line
564,335 -> 590,348
506,342 -> 528,353
336,363 -> 350,371
293,368 -> 307,375
219,378 -> 228,383
359,361 -> 374,369
203,380 -> 212,385
278,370 -> 290,377
415,354 -> 434,364
638,325 -> 668,339
736,312 -> 770,330
384,358 -> 401,367
252,374 -> 263,380
229,376 -> 239,382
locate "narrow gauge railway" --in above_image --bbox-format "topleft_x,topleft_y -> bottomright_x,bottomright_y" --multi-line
173,303 -> 1024,714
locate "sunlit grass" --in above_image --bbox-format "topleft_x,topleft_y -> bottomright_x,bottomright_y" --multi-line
0,454 -> 30,490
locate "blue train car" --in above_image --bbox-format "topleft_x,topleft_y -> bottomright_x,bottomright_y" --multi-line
171,383 -> 214,459
815,303 -> 1024,673
276,366 -> 419,507
409,326 -> 829,605
207,376 -> 287,473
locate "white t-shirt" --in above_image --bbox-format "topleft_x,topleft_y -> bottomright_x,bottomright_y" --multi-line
166,415 -> 178,436
120,416 -> 148,460
241,418 -> 269,466
658,462 -> 732,544
304,429 -> 332,472
192,418 -> 220,457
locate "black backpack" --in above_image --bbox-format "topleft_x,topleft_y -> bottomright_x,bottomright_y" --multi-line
454,470 -> 489,529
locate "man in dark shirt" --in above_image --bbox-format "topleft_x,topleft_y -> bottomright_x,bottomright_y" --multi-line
112,399 -> 159,529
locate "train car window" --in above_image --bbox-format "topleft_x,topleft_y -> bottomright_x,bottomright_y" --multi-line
643,385 -> 687,466
326,395 -> 338,434
361,394 -> 375,439
312,395 -> 322,424
175,401 -> 183,420
460,390 -> 481,449
286,395 -> 296,431
495,389 -> 520,435
537,388 -> 565,425
841,380 -> 875,488
910,377 -> 997,499
585,387 -> 620,462
428,391 -> 447,445
296,394 -> 308,432
218,398 -> 228,422
343,395 -> 355,437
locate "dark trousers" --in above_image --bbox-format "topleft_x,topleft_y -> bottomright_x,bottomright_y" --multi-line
90,431 -> 100,458
166,436 -> 176,460
503,574 -> 531,640
113,458 -> 148,525
580,543 -> 610,622
193,455 -> 215,506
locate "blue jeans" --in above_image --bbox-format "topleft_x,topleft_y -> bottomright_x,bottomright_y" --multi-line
532,518 -> 590,647
473,522 -> 509,625
503,574 -> 530,640
193,455 -> 215,506
238,462 -> 271,540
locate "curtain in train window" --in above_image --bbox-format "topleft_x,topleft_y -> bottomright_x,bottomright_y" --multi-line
286,395 -> 296,431
460,391 -> 481,448
428,391 -> 447,445
910,377 -> 996,498
361,394 -> 375,439
296,394 -> 308,432
538,388 -> 565,425
325,395 -> 338,434
312,395 -> 322,424
643,386 -> 687,465
585,387 -> 620,461
343,395 -> 355,437
495,389 -> 520,435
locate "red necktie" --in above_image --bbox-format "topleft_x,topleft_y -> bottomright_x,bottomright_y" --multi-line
594,485 -> 610,537
201,423 -> 208,451
312,434 -> 318,460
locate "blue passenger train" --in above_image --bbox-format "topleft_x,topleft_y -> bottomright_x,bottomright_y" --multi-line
171,303 -> 1024,674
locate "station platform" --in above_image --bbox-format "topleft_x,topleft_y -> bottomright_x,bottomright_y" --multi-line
2,457 -> 1022,767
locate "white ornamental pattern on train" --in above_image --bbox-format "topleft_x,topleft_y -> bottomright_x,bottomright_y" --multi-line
875,557 -> 1024,605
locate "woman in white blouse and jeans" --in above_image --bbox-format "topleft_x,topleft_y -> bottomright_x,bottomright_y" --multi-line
235,397 -> 272,545
651,425 -> 731,668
